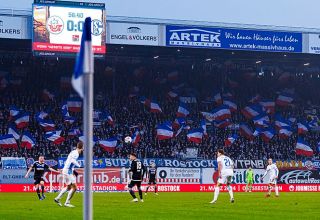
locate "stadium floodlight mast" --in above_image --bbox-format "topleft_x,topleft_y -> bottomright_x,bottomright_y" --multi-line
72,17 -> 94,220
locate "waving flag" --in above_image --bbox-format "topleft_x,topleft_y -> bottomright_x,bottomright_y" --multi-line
225,134 -> 238,147
61,102 -> 70,117
8,125 -> 20,140
68,128 -> 81,137
167,90 -> 178,99
201,111 -> 215,122
177,102 -> 190,117
35,111 -> 49,122
296,138 -> 313,157
308,118 -> 318,128
212,91 -> 222,105
173,117 -> 186,130
241,104 -> 262,119
39,119 -> 55,131
252,114 -> 269,128
201,120 -> 208,137
187,128 -> 203,144
214,119 -> 232,129
9,106 -> 20,120
100,137 -> 117,153
67,97 -> 82,112
212,105 -> 231,121
131,130 -> 141,146
101,110 -> 114,126
259,100 -> 275,114
139,96 -> 151,107
278,126 -> 293,139
261,128 -> 275,142
276,93 -> 294,106
14,112 -> 30,129
72,17 -> 93,98
249,94 -> 261,103
64,116 -> 76,124
156,124 -> 174,140
297,122 -> 309,135
0,134 -> 18,149
223,98 -> 237,112
42,89 -> 55,101
150,100 -> 162,113
21,131 -> 36,149
45,131 -> 65,145
239,124 -> 254,140
253,127 -> 262,137
222,92 -> 233,98
275,114 -> 291,130
174,126 -> 184,138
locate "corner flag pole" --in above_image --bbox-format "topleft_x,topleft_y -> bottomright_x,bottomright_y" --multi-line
83,18 -> 94,220
72,17 -> 94,220
83,61 -> 93,220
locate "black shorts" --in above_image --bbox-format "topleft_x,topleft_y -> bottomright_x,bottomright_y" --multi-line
148,179 -> 156,185
34,177 -> 44,185
128,180 -> 142,189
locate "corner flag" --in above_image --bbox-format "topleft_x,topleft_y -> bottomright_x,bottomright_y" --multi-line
73,17 -> 94,220
72,17 -> 94,98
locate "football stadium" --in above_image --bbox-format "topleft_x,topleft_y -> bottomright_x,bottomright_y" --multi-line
0,0 -> 320,219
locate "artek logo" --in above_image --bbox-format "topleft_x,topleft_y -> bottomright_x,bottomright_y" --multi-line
168,28 -> 221,48
46,16 -> 64,34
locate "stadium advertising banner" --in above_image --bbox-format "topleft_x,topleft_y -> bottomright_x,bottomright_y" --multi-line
0,16 -> 30,39
308,33 -> 320,54
1,184 -> 320,193
32,0 -> 106,57
201,168 -> 268,184
166,25 -> 302,53
108,22 -> 159,46
57,158 -> 218,169
278,170 -> 320,184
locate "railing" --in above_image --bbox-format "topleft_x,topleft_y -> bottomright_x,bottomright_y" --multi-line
0,8 -> 31,17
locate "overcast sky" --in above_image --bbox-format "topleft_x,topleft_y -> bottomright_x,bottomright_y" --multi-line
3,0 -> 320,30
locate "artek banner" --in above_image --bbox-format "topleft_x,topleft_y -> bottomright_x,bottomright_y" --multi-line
166,25 -> 302,53
1,184 -> 319,193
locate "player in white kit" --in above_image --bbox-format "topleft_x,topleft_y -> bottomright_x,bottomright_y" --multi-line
261,158 -> 279,197
210,149 -> 234,204
54,142 -> 84,207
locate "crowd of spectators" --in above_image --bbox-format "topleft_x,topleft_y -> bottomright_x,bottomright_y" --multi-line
0,57 -> 320,161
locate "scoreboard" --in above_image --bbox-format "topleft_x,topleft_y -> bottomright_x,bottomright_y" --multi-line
32,0 -> 106,57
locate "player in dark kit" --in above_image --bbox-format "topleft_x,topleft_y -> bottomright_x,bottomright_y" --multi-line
25,155 -> 60,200
128,153 -> 145,202
145,162 -> 158,196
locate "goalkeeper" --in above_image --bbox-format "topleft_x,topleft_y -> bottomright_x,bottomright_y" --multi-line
245,166 -> 254,192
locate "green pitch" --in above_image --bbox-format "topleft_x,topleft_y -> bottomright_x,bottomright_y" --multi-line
0,192 -> 319,220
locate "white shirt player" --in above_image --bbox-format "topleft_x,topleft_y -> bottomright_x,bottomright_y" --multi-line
262,163 -> 279,184
217,155 -> 234,177
62,150 -> 81,175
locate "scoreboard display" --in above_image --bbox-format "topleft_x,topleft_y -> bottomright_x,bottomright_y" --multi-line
32,0 -> 106,57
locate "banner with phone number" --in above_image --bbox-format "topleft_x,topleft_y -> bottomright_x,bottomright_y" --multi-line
1,184 -> 319,192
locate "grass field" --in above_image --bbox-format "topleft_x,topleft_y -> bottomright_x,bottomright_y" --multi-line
0,192 -> 319,220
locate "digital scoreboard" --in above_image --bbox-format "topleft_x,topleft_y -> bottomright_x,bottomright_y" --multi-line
32,0 -> 106,57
